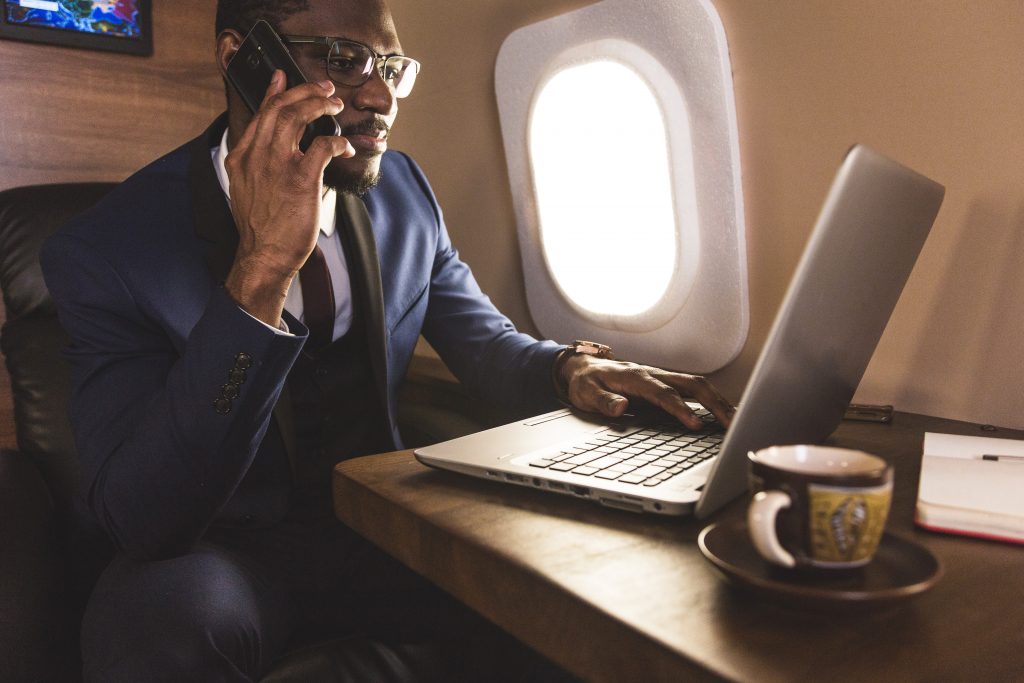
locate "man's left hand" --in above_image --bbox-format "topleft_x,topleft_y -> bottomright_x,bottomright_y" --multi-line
559,354 -> 735,430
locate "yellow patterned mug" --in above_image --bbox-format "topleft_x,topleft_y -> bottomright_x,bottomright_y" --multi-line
747,445 -> 893,570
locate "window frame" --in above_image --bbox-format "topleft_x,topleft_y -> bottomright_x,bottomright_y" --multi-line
495,0 -> 747,372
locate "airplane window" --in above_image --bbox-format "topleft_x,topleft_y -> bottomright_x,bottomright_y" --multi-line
497,0 -> 747,372
530,59 -> 676,316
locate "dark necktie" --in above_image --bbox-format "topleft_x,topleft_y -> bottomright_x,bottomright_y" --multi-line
299,244 -> 336,350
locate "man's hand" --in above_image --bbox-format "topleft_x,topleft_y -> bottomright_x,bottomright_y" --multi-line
559,354 -> 735,430
223,70 -> 355,326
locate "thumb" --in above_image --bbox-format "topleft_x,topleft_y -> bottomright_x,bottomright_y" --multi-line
592,389 -> 628,416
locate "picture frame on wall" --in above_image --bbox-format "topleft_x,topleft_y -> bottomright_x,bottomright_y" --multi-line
0,0 -> 152,56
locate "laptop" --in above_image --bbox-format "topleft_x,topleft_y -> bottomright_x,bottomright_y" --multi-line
415,145 -> 945,518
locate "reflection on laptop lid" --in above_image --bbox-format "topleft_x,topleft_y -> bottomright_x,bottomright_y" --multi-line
415,145 -> 945,518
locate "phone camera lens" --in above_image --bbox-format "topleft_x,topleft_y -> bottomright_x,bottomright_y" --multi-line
247,52 -> 261,68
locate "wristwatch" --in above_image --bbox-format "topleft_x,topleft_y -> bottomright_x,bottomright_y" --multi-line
552,340 -> 614,403
567,340 -> 613,359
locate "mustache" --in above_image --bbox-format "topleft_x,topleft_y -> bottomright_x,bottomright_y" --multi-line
340,118 -> 390,138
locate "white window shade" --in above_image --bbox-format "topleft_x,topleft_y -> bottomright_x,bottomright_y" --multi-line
496,0 -> 747,372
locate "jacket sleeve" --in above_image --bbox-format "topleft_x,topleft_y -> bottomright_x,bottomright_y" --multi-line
41,232 -> 305,560
402,156 -> 564,418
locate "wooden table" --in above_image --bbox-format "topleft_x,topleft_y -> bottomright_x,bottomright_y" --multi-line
333,413 -> 1024,682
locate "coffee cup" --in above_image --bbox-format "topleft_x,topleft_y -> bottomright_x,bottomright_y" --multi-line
747,445 -> 893,571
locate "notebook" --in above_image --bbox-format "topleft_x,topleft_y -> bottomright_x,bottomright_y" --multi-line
915,432 -> 1024,544
415,145 -> 945,518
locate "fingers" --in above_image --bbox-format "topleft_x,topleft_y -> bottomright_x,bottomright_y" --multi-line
568,359 -> 735,430
240,72 -> 345,160
298,133 -> 356,179
659,371 -> 736,428
617,370 -> 708,430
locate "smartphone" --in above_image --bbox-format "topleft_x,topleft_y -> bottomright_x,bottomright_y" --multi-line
224,19 -> 341,152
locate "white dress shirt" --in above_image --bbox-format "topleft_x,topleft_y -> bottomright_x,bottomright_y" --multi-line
211,128 -> 353,340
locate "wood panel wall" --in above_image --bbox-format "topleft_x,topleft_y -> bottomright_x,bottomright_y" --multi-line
0,0 -> 223,449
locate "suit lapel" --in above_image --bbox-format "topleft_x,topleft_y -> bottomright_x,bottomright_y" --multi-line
337,192 -> 391,429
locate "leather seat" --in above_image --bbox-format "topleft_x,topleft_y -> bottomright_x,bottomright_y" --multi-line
0,183 -> 489,682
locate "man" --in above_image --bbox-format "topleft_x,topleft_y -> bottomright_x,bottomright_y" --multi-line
41,0 -> 734,680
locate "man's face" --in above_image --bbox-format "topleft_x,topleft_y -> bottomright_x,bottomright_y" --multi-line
278,0 -> 402,194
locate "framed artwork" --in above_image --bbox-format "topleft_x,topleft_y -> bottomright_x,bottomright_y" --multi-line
0,0 -> 152,56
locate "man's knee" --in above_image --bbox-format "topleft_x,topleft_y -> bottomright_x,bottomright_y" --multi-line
81,547 -> 290,682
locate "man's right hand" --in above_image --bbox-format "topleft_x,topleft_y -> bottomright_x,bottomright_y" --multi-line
223,69 -> 355,327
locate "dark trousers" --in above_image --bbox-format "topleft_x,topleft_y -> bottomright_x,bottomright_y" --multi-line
80,513 -> 564,682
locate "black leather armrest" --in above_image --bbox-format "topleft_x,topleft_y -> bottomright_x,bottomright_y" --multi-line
0,449 -> 76,682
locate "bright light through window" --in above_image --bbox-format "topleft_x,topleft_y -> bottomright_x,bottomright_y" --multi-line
529,60 -> 676,317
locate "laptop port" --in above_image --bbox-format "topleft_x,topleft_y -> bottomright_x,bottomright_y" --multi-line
599,497 -> 644,513
505,474 -> 526,484
548,481 -> 567,491
569,485 -> 590,497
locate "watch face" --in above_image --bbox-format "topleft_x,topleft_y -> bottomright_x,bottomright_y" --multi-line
574,340 -> 612,358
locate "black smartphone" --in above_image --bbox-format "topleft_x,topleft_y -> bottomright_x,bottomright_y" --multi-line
224,19 -> 341,152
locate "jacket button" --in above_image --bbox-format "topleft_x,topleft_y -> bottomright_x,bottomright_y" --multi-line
214,397 -> 232,414
228,368 -> 247,384
220,383 -> 240,400
235,352 -> 253,370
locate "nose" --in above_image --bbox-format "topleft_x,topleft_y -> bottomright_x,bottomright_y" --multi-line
351,65 -> 397,116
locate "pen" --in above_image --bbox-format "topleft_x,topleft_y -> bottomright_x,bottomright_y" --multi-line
981,454 -> 1024,462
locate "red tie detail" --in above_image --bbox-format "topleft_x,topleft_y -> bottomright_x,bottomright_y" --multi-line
299,244 -> 335,350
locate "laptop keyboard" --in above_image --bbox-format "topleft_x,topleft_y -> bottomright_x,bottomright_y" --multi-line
527,409 -> 724,487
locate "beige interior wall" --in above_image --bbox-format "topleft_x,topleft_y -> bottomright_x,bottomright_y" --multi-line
388,0 -> 1024,429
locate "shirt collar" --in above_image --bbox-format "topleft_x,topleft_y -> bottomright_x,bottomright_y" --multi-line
211,128 -> 336,237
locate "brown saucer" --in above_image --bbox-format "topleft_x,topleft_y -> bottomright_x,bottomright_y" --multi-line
698,522 -> 942,608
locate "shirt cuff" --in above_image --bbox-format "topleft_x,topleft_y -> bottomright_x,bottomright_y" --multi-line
237,306 -> 295,336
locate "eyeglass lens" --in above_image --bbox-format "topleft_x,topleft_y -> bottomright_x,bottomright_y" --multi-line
328,40 -> 419,97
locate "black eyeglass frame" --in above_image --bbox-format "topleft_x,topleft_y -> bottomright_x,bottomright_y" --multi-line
279,34 -> 421,97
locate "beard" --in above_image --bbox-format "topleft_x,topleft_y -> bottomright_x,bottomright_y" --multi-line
323,159 -> 381,196
324,116 -> 389,195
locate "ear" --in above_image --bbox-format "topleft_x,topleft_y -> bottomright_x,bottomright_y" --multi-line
216,29 -> 244,74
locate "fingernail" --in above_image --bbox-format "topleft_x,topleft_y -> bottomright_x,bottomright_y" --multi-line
329,95 -> 343,105
318,80 -> 334,91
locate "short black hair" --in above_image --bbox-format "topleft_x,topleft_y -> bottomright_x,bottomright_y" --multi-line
215,0 -> 310,36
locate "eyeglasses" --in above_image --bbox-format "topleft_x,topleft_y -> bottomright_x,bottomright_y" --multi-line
280,35 -> 420,98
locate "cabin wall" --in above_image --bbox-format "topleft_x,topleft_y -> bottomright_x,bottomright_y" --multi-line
387,0 -> 1024,428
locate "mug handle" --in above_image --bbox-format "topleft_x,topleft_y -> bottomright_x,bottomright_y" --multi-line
748,490 -> 796,568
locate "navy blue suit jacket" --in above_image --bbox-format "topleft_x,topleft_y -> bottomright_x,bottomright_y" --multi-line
41,115 -> 560,559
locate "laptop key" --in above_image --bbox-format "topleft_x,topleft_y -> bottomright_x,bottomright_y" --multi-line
617,474 -> 647,484
550,463 -> 576,472
566,452 -> 602,466
588,455 -> 625,470
529,459 -> 555,468
572,466 -> 599,476
631,464 -> 667,478
595,470 -> 623,480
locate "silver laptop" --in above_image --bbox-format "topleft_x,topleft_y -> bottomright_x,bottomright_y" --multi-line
415,145 -> 945,518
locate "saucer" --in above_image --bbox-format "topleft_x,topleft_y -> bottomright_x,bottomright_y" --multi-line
698,522 -> 942,608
